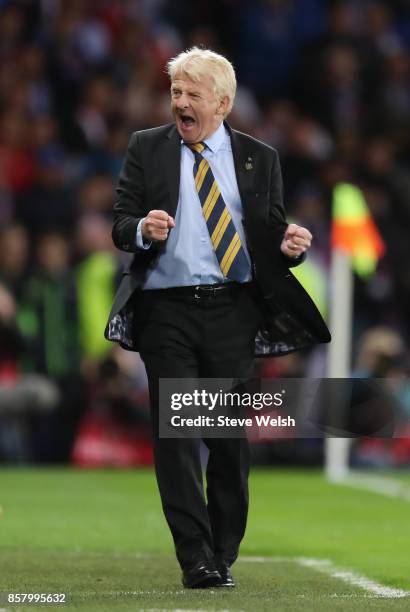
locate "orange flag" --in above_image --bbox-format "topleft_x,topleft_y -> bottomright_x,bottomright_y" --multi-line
332,183 -> 385,277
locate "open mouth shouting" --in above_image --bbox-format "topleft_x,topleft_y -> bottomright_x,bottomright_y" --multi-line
176,112 -> 198,139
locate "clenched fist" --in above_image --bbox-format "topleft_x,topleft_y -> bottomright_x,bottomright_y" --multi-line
142,210 -> 175,242
280,223 -> 312,258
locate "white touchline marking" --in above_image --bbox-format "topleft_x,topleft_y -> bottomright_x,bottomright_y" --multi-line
239,555 -> 410,598
69,549 -> 154,559
297,558 -> 410,599
68,552 -> 409,599
239,555 -> 289,563
331,472 -> 410,503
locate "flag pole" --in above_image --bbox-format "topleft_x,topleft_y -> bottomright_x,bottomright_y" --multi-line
325,182 -> 385,480
325,248 -> 353,480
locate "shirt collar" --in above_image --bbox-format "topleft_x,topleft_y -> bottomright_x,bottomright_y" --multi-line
203,122 -> 226,154
180,122 -> 229,154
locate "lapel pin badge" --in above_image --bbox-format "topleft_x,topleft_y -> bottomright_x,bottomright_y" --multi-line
245,157 -> 253,171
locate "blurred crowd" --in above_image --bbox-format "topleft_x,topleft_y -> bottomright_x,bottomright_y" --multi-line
0,0 -> 409,465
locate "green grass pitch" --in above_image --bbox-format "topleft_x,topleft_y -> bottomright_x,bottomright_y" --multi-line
0,468 -> 409,611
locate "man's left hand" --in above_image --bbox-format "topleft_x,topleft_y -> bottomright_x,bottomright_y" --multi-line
280,223 -> 312,258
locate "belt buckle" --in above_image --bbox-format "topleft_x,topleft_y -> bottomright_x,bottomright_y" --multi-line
194,285 -> 214,299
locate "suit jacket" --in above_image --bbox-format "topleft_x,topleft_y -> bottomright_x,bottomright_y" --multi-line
105,122 -> 330,356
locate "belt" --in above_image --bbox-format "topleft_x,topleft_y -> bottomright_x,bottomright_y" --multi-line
145,282 -> 251,300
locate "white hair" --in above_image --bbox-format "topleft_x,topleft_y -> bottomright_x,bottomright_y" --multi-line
167,47 -> 237,116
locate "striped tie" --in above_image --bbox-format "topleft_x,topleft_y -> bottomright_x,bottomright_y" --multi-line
188,142 -> 249,282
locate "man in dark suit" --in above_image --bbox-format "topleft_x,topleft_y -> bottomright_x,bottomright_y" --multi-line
105,47 -> 330,588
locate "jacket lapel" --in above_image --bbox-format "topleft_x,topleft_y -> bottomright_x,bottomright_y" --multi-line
162,124 -> 181,218
227,123 -> 257,218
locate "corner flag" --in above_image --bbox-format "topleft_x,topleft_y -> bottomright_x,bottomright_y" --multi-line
326,183 -> 386,480
332,183 -> 385,277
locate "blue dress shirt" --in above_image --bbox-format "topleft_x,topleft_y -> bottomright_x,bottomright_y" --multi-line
136,122 -> 252,289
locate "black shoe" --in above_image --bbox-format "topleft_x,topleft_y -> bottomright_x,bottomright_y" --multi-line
215,563 -> 236,587
182,559 -> 221,589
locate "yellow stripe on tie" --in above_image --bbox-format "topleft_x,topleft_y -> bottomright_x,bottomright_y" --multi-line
220,233 -> 240,276
191,142 -> 205,154
194,159 -> 207,189
195,159 -> 208,190
202,180 -> 218,213
221,236 -> 242,276
221,234 -> 240,276
223,238 -> 242,275
211,208 -> 231,249
203,185 -> 221,221
203,191 -> 220,223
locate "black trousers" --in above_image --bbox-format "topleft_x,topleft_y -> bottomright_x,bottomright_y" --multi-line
136,283 -> 262,569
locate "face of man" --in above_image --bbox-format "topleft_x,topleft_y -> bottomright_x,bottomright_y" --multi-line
171,72 -> 229,143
